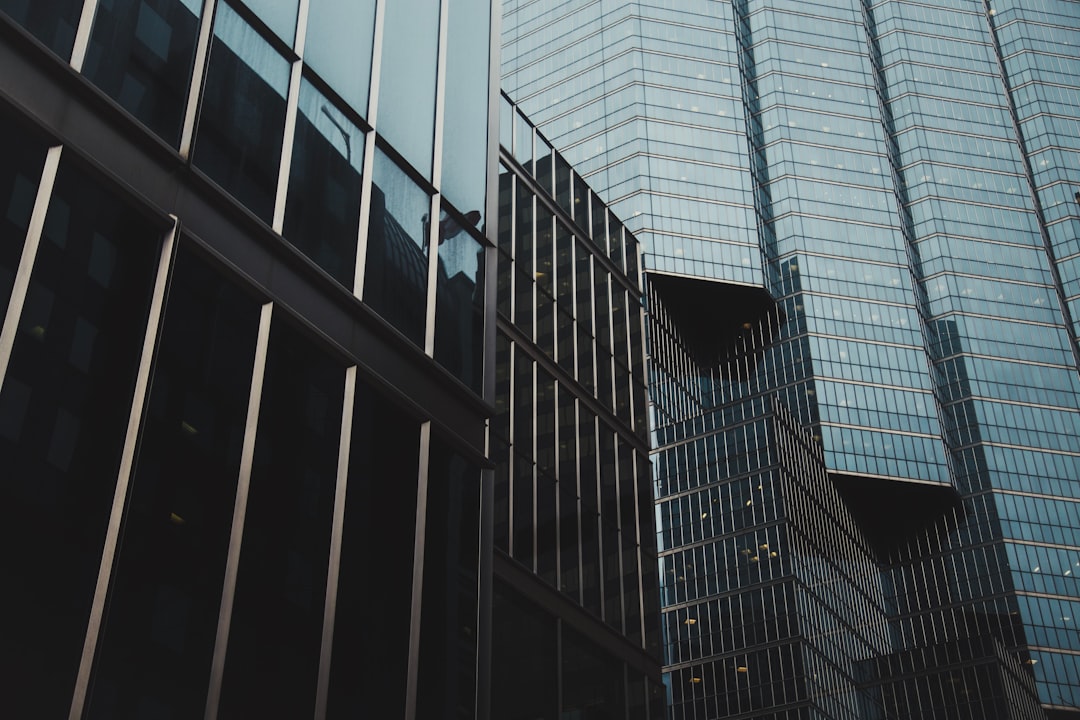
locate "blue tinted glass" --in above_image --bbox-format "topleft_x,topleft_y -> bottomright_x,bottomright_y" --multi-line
441,0 -> 490,220
377,0 -> 439,178
0,0 -> 81,58
303,0 -> 375,114
240,0 -> 297,46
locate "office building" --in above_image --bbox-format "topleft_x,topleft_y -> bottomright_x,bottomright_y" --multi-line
492,92 -> 664,718
0,1 -> 495,717
503,0 -> 1080,717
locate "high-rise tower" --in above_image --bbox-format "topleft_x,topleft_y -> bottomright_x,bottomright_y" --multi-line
504,0 -> 1080,716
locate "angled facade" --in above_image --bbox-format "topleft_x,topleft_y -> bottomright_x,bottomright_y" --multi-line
0,1 -> 496,717
504,0 -> 1080,718
492,93 -> 664,719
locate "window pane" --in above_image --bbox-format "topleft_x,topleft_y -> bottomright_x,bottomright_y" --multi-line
365,148 -> 430,345
304,0 -> 375,114
491,581 -> 558,720
0,0 -> 81,58
0,160 -> 161,718
218,319 -> 345,718
416,435 -> 481,720
240,0 -> 297,46
83,0 -> 203,146
328,380 -> 420,719
434,203 -> 485,392
562,627 -> 626,718
0,110 -> 47,322
86,245 -> 262,719
441,0 -> 489,220
194,2 -> 289,222
377,0 -> 439,178
283,79 -> 364,286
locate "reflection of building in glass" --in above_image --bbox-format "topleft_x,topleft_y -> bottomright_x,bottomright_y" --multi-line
0,1 -> 494,717
505,0 -> 1080,718
492,94 -> 665,718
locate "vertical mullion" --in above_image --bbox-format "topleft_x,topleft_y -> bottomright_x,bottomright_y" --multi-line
204,301 -> 274,720
0,145 -> 62,393
314,366 -> 357,720
179,0 -> 219,159
423,193 -> 440,355
271,0 -> 309,233
404,421 -> 432,720
69,0 -> 100,71
68,218 -> 179,720
354,0 -> 385,299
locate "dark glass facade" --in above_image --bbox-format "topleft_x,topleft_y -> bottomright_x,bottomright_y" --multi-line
504,0 -> 1080,717
492,95 -> 663,719
0,2 -> 496,718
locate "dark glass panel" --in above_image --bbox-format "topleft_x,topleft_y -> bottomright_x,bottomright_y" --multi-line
513,452 -> 534,568
590,190 -> 607,252
86,245 -> 261,718
497,167 -> 513,256
555,219 -> 573,308
562,628 -> 626,719
434,203 -> 485,393
441,0 -> 489,222
535,136 -> 552,194
579,410 -> 602,616
625,235 -> 639,285
0,0 -> 80,57
578,322 -> 594,394
282,78 -> 363,286
515,266 -> 534,340
416,436 -> 481,720
218,319 -> 345,719
491,581 -> 558,720
572,174 -> 589,231
536,469 -> 557,586
554,153 -> 572,216
575,239 -> 592,334
378,0 -> 439,178
0,110 -> 47,322
514,112 -> 532,174
327,380 -> 420,719
599,426 -> 621,631
619,443 -> 641,645
83,0 -> 202,146
493,331 -> 511,442
493,439 -> 510,553
558,388 -> 580,599
515,184 -> 534,275
537,286 -> 555,359
0,160 -> 161,717
534,204 -> 553,297
304,0 -> 375,113
365,148 -> 430,346
608,212 -> 624,271
557,305 -> 574,375
193,3 -> 289,222
536,367 -> 555,476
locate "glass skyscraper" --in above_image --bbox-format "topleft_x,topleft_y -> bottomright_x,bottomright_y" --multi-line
504,0 -> 1080,717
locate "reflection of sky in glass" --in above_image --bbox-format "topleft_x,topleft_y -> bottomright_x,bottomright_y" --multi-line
213,3 -> 289,98
373,147 -> 429,252
297,79 -> 364,174
178,0 -> 202,14
304,0 -> 375,114
240,0 -> 298,45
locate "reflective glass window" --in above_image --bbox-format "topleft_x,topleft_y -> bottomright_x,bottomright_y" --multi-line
377,0 -> 439,179
194,3 -> 289,222
86,245 -> 261,719
304,0 -> 375,114
0,160 -> 161,717
282,78 -> 364,286
0,110 -> 47,322
218,318 -> 345,718
365,148 -> 430,346
328,380 -> 420,719
83,0 -> 203,146
241,0 -> 297,46
441,0 -> 489,222
434,203 -> 485,393
0,0 -> 81,58
416,435 -> 481,720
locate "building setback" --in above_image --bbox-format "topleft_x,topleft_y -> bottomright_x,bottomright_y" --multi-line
503,0 -> 1080,718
